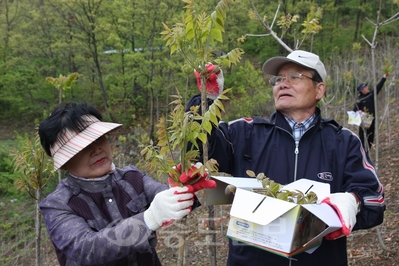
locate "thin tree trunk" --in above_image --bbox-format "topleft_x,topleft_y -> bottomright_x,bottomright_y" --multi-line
207,205 -> 216,266
35,189 -> 42,266
93,55 -> 110,119
200,75 -> 217,266
57,73 -> 63,183
387,82 -> 391,146
366,0 -> 387,250
176,218 -> 186,266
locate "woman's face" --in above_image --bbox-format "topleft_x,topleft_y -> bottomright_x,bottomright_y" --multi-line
63,135 -> 113,178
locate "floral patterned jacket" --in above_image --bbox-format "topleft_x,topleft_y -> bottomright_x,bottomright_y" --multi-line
40,165 -> 167,266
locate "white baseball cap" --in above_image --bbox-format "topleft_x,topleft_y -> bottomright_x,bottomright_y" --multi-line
262,50 -> 327,82
50,115 -> 122,170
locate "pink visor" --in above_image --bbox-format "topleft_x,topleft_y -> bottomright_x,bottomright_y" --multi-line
50,115 -> 122,170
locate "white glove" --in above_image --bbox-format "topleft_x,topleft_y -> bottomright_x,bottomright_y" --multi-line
144,186 -> 194,231
321,192 -> 359,240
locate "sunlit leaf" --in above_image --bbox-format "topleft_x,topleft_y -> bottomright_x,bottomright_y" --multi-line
246,170 -> 256,177
198,132 -> 208,144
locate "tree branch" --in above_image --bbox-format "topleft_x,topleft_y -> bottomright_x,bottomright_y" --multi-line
249,0 -> 293,52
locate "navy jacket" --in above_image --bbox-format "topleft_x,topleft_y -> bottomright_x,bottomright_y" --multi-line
205,108 -> 385,266
353,76 -> 386,116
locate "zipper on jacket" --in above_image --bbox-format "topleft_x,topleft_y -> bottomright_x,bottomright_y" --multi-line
276,123 -> 315,182
291,123 -> 316,182
294,140 -> 299,181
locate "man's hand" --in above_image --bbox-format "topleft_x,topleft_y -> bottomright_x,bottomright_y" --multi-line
384,72 -> 389,78
144,187 -> 194,231
321,192 -> 359,240
194,63 -> 224,100
168,162 -> 217,193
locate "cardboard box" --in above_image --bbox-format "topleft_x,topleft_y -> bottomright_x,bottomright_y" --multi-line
201,176 -> 263,205
203,177 -> 342,258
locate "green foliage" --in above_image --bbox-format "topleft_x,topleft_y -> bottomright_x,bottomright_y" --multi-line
382,59 -> 394,75
0,0 -> 398,132
161,0 -> 244,71
12,133 -> 56,200
226,60 -> 271,120
140,90 -> 228,182
247,170 -> 318,204
0,60 -> 52,121
46,73 -> 79,103
0,141 -> 23,197
277,14 -> 301,38
0,197 -> 36,265
146,0 -> 243,184
0,201 -> 35,239
239,1 -> 324,52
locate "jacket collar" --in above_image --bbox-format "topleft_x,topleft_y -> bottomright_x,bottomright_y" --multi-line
250,107 -> 341,138
63,174 -> 112,194
253,108 -> 323,130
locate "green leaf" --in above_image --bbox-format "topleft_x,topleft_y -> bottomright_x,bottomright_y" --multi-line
211,28 -> 223,42
198,132 -> 208,144
170,44 -> 178,55
140,147 -> 148,155
209,111 -> 219,126
186,28 -> 195,40
269,183 -> 280,193
213,98 -> 228,112
277,192 -> 288,201
64,73 -> 78,88
202,120 -> 213,134
215,16 -> 225,31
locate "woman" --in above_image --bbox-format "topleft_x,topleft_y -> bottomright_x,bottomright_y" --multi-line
38,102 -> 209,266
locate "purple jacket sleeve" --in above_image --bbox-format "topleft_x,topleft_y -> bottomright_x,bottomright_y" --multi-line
39,172 -> 167,265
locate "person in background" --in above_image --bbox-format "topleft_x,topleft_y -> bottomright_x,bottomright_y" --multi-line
187,50 -> 385,266
354,73 -> 389,149
38,102 -> 216,266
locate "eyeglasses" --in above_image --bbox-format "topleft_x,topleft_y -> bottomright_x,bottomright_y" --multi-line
269,71 -> 314,86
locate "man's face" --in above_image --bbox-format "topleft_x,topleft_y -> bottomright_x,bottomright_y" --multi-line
63,135 -> 113,178
272,63 -> 325,120
360,86 -> 370,94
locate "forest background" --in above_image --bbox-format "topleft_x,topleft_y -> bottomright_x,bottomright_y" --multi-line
1,0 -> 399,265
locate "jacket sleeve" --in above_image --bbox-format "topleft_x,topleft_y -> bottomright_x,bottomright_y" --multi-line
353,102 -> 359,112
206,121 -> 235,173
39,175 -> 167,265
185,93 -> 215,113
375,76 -> 387,95
342,132 -> 385,231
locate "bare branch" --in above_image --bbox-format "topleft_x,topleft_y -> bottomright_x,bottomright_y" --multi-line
361,34 -> 373,47
249,0 -> 293,52
380,12 -> 399,25
269,2 -> 281,29
365,17 -> 377,26
245,33 -> 271,37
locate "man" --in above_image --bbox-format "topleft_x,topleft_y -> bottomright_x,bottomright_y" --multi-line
354,74 -> 388,149
188,50 -> 385,265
